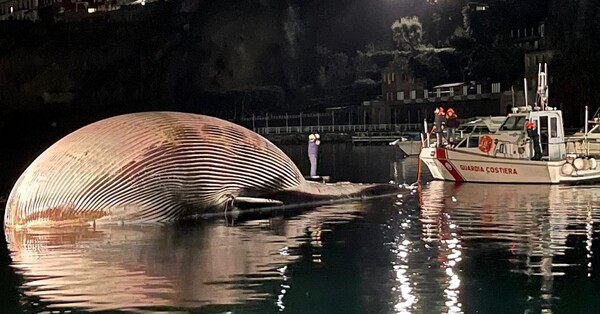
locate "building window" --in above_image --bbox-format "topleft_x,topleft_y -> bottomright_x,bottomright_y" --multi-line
398,91 -> 404,100
391,72 -> 395,82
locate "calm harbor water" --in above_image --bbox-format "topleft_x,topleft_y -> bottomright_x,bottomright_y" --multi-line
1,143 -> 600,313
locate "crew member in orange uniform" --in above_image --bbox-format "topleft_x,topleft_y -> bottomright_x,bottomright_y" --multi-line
526,119 -> 542,160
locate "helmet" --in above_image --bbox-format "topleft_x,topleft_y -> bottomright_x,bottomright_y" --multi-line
308,134 -> 316,140
315,133 -> 320,139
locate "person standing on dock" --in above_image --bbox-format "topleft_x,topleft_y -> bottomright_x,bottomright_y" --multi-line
308,133 -> 321,177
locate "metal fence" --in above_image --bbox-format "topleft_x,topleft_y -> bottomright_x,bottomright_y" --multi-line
240,112 -> 424,134
253,123 -> 422,134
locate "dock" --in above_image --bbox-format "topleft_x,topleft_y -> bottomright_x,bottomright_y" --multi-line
352,130 -> 422,145
351,133 -> 404,145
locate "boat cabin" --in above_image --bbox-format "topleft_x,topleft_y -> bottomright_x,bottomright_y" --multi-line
447,107 -> 567,161
494,107 -> 566,160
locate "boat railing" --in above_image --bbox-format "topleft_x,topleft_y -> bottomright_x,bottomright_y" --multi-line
565,137 -> 597,156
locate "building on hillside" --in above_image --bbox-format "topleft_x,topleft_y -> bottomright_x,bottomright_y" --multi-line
381,67 -> 427,105
369,66 -> 503,124
0,0 -> 42,21
511,21 -> 554,99
0,0 -> 142,21
466,2 -> 488,12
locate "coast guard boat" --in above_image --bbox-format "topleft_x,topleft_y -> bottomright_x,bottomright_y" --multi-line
419,64 -> 600,184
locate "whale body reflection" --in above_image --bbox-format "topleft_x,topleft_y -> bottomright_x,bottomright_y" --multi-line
6,200 -> 372,312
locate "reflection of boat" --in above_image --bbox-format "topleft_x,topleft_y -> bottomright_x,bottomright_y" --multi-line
419,180 -> 597,312
389,116 -> 503,156
420,64 -> 600,184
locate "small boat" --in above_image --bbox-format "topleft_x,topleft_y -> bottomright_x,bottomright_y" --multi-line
419,63 -> 600,184
389,133 -> 421,156
564,107 -> 600,156
389,116 -> 504,156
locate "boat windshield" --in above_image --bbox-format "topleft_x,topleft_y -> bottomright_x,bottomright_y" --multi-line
499,116 -> 526,131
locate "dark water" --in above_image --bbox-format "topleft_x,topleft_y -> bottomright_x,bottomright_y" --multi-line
2,143 -> 600,313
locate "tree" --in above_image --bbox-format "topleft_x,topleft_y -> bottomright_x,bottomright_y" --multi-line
352,50 -> 376,80
391,16 -> 423,51
411,51 -> 449,86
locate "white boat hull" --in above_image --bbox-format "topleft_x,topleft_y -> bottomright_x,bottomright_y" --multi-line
395,141 -> 422,156
420,147 -> 600,184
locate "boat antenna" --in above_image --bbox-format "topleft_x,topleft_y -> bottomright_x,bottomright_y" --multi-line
536,63 -> 549,111
511,85 -> 515,108
545,63 -> 549,107
524,78 -> 528,108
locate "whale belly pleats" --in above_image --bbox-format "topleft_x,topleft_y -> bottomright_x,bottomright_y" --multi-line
5,112 -> 304,228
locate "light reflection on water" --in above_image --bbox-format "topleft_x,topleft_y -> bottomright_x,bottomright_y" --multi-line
415,180 -> 600,314
3,145 -> 600,313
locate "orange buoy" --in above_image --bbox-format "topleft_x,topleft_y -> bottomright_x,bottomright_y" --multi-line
478,135 -> 494,153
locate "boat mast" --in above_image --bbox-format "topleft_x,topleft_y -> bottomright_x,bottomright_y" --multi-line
537,63 -> 549,111
524,78 -> 528,108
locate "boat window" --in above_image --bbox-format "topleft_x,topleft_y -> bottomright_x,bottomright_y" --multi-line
456,138 -> 467,148
499,116 -> 526,131
550,117 -> 558,138
540,116 -> 549,156
468,136 -> 479,148
479,127 -> 491,134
